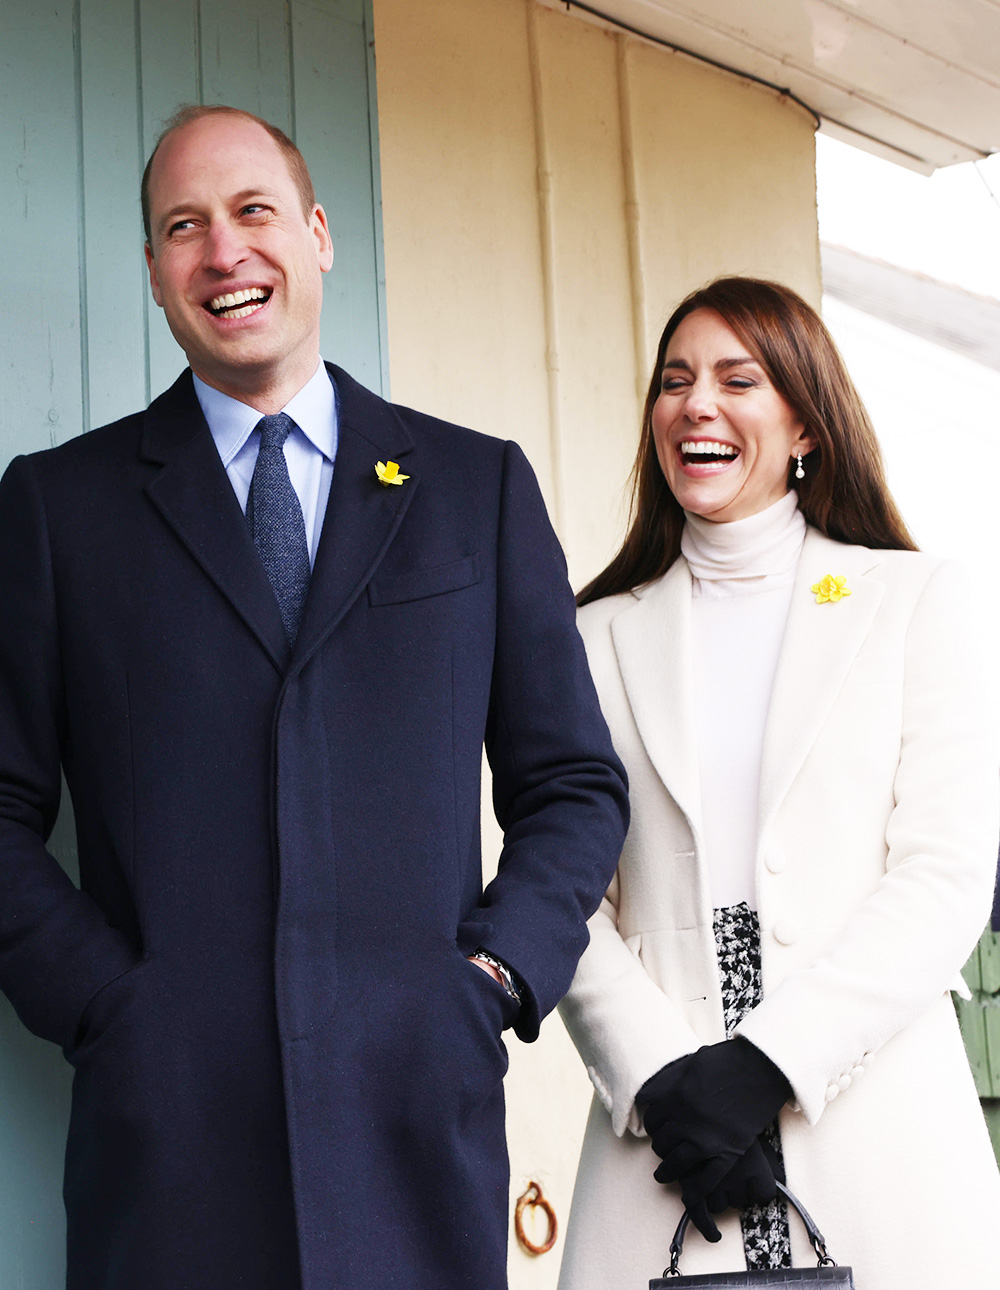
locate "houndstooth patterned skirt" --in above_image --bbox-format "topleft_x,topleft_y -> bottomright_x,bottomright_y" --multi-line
713,902 -> 792,1272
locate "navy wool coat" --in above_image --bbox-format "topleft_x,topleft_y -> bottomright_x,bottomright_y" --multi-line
0,366 -> 628,1290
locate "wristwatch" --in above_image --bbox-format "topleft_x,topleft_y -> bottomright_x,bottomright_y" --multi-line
472,949 -> 522,1006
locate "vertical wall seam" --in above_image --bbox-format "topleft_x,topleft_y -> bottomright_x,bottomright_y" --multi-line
616,34 -> 647,409
135,0 -> 151,406
363,0 -> 390,398
73,0 -> 91,435
286,0 -> 296,141
195,0 -> 204,103
525,0 -> 566,537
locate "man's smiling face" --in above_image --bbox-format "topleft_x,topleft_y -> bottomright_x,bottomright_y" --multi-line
144,114 -> 333,405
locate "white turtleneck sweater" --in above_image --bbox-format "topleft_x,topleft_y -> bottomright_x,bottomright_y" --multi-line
681,490 -> 806,911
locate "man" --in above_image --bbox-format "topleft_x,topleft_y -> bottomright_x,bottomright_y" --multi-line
0,106 -> 628,1290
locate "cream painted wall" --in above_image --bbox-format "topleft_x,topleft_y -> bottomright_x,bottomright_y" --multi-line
373,1 -> 821,1283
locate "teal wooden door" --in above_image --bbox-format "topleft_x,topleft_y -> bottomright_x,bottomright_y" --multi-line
0,1 -> 385,1281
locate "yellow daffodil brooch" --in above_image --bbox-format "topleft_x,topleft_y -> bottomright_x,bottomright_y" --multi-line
375,460 -> 409,487
811,574 -> 851,604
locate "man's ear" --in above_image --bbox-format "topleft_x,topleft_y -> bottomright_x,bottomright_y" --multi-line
310,205 -> 334,274
145,243 -> 163,307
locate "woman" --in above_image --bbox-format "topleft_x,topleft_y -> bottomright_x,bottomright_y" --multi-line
557,277 -> 1000,1288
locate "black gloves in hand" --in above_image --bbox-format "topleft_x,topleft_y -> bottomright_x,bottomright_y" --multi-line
682,1134 -> 785,1243
704,1133 -> 784,1213
637,1037 -> 792,1240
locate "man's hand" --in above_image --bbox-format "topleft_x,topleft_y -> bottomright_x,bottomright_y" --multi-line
468,955 -> 504,986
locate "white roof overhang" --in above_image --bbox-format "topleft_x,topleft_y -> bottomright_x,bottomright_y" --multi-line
541,0 -> 1000,174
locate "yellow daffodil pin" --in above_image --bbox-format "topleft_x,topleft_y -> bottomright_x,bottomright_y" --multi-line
375,460 -> 409,487
811,574 -> 851,604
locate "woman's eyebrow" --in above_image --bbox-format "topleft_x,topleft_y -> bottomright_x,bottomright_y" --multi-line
662,356 -> 759,371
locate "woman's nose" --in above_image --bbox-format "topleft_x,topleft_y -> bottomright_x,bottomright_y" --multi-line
682,381 -> 718,422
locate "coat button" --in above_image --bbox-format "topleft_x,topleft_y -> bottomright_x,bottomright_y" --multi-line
861,1052 -> 874,1068
825,1084 -> 840,1101
837,1074 -> 851,1091
851,1065 -> 865,1079
772,920 -> 796,946
765,848 -> 787,874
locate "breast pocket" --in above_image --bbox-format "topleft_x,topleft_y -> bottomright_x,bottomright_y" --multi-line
367,554 -> 480,607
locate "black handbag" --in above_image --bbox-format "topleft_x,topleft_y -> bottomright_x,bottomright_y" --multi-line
649,1183 -> 854,1288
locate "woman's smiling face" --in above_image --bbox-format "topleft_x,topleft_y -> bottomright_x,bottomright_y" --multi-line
652,308 -> 816,523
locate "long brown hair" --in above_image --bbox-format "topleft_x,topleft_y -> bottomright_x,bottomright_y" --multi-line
578,276 -> 917,607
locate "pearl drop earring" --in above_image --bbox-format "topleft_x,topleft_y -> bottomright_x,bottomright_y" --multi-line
795,452 -> 805,480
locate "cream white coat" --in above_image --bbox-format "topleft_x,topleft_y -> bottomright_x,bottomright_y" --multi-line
558,530 -> 1000,1290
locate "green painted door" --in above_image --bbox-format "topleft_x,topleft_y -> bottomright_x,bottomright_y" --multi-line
0,1 -> 385,1281
956,929 -> 1000,1163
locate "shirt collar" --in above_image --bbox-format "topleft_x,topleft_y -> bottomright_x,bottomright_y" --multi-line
192,360 -> 338,468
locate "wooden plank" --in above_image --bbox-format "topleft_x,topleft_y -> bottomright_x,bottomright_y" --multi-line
79,0 -> 148,428
963,934 -> 985,992
978,928 -> 1000,994
199,0 -> 292,128
363,0 -> 390,397
139,0 -> 200,401
0,0 -> 85,462
0,7 -> 88,1276
956,942 -> 992,1096
292,0 -> 383,390
979,931 -> 1000,1098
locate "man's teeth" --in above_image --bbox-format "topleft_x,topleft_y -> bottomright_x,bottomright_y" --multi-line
210,287 -> 269,314
680,441 -> 738,457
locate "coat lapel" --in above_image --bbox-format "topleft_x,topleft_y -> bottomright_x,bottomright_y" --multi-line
758,530 -> 884,835
140,371 -> 292,673
611,561 -> 703,845
288,364 -> 416,674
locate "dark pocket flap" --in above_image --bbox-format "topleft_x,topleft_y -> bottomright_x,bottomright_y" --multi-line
368,554 -> 480,607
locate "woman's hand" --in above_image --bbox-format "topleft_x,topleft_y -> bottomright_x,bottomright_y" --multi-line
637,1037 -> 791,1236
677,1135 -> 784,1242
704,1133 -> 784,1213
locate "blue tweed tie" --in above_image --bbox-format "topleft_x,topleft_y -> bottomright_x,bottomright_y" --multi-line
247,413 -> 311,644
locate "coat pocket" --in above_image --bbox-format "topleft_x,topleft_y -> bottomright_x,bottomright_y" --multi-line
67,954 -> 152,1065
367,554 -> 480,606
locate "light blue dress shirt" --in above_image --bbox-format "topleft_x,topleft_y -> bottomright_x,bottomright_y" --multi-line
193,360 -> 338,568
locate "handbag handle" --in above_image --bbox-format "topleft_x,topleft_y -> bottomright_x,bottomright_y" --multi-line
663,1182 -> 838,1277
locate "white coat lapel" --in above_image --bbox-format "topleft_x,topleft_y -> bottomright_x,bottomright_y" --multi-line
610,560 -> 703,843
759,529 -> 884,834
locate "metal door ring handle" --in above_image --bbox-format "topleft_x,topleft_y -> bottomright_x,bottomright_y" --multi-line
514,1180 -> 558,1255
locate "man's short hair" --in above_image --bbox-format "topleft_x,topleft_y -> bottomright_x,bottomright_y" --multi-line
141,104 -> 316,244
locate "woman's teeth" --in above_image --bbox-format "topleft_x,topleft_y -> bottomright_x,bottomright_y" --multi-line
680,440 -> 739,465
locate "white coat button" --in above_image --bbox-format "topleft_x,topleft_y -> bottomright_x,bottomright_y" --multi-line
765,848 -> 787,874
861,1052 -> 874,1068
825,1084 -> 839,1101
772,920 -> 796,946
851,1065 -> 865,1079
837,1074 -> 851,1091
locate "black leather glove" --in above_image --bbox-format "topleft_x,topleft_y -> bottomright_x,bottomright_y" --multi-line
637,1038 -> 791,1228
